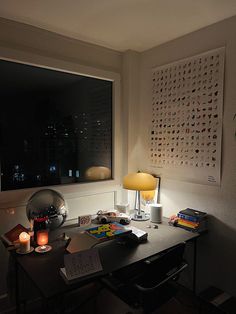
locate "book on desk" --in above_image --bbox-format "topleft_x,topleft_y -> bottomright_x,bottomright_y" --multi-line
66,222 -> 132,254
1,224 -> 28,247
177,208 -> 207,233
85,222 -> 132,241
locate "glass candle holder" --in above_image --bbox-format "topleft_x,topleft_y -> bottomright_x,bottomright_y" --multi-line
36,230 -> 52,253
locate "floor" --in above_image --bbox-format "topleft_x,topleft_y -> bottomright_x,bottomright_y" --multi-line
0,284 -> 223,314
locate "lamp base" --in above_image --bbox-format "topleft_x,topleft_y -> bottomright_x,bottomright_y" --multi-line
131,211 -> 150,221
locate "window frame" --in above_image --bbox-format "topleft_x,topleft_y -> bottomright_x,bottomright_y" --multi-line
0,54 -> 122,208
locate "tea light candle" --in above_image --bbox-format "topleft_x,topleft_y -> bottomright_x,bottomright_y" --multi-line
19,232 -> 30,253
37,230 -> 48,250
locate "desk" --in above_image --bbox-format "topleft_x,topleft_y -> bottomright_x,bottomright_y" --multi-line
14,219 -> 199,312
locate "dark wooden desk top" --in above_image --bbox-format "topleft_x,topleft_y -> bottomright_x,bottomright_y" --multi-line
15,219 -> 199,299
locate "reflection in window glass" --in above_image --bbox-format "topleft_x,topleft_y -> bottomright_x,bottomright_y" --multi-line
0,60 -> 112,191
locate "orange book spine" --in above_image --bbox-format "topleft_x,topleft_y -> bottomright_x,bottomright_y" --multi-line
178,219 -> 199,228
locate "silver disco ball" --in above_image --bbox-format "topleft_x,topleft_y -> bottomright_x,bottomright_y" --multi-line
26,189 -> 68,230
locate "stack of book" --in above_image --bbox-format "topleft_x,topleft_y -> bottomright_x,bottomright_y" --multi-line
177,208 -> 207,233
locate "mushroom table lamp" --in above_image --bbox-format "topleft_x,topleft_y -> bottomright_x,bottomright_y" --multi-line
123,172 -> 157,221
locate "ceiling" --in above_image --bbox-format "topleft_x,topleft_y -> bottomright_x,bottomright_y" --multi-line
0,0 -> 236,52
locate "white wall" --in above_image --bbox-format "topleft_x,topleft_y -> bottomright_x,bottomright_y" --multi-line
0,17 -> 126,296
138,16 -> 236,295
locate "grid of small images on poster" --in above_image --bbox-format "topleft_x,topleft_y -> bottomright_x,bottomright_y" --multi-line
150,47 -> 225,185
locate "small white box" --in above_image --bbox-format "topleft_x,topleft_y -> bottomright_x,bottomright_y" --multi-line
115,204 -> 129,213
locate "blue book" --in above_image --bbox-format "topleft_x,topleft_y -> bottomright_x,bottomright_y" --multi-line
177,213 -> 200,223
178,208 -> 207,222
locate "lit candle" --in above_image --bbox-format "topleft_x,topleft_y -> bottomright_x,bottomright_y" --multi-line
19,232 -> 30,253
37,230 -> 48,250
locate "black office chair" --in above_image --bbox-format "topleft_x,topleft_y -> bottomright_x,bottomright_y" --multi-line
101,242 -> 188,313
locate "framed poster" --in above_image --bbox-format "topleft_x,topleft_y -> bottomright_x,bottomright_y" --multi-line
149,47 -> 225,185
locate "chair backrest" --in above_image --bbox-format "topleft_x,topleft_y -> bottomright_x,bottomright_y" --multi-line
132,242 -> 187,313
101,242 -> 187,313
136,242 -> 186,289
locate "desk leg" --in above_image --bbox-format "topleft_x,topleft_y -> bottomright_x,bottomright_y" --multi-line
54,295 -> 66,314
15,259 -> 20,314
40,295 -> 66,314
41,298 -> 51,314
192,237 -> 197,294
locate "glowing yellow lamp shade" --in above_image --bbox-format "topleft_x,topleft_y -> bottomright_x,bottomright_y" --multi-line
141,190 -> 156,202
85,166 -> 111,181
123,172 -> 157,191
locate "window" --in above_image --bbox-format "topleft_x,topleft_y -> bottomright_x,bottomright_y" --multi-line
0,59 -> 113,191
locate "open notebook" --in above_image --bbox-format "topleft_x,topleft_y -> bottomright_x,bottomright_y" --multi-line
60,248 -> 103,284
